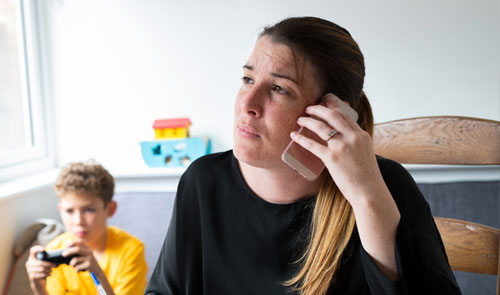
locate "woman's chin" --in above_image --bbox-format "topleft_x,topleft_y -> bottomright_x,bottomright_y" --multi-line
234,147 -> 280,169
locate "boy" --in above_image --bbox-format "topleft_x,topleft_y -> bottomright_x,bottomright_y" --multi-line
25,161 -> 147,295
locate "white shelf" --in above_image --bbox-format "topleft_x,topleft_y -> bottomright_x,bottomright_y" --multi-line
403,164 -> 500,183
112,166 -> 186,193
2,164 -> 499,200
111,166 -> 186,179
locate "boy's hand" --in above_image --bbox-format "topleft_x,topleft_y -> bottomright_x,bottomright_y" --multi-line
63,240 -> 116,295
25,245 -> 53,294
63,240 -> 101,273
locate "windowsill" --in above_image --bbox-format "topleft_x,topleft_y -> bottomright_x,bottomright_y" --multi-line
110,166 -> 186,193
0,166 -> 187,199
0,168 -> 60,200
110,166 -> 186,179
1,165 -> 499,199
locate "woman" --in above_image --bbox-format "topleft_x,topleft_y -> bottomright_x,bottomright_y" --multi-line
146,17 -> 460,294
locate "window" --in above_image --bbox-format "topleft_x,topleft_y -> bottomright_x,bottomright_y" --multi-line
0,0 -> 53,182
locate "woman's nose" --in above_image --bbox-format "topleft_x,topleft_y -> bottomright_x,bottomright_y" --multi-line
240,86 -> 264,117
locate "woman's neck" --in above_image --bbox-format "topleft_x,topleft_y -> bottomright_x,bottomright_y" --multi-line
238,160 -> 321,204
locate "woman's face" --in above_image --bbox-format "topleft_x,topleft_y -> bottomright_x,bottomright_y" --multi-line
233,36 -> 322,168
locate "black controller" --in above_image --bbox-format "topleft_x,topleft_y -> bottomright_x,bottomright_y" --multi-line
36,249 -> 77,266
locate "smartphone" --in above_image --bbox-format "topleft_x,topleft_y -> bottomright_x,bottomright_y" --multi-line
281,93 -> 359,181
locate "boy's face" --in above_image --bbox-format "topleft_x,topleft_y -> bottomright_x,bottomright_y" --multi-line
58,192 -> 116,245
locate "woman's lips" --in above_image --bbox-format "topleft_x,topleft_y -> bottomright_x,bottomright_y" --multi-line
237,125 -> 261,139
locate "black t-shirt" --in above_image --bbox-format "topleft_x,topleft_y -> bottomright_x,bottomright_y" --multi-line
146,151 -> 461,295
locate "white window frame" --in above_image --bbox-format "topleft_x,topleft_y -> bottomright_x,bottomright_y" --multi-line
0,0 -> 54,182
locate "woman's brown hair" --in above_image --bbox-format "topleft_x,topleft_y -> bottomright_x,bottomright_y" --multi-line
260,17 -> 374,295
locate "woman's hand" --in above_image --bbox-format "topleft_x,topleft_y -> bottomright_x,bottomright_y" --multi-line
290,93 -> 401,280
25,245 -> 53,295
290,94 -> 382,205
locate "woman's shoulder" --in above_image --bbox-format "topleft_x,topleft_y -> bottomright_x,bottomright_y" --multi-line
376,155 -> 406,173
181,150 -> 235,181
376,155 -> 416,184
376,155 -> 430,222
187,150 -> 233,171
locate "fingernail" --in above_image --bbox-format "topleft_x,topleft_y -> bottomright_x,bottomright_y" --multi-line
324,93 -> 340,105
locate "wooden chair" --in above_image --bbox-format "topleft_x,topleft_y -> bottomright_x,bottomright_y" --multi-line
373,116 -> 500,294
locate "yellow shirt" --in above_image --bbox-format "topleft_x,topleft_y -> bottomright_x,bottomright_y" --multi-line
45,226 -> 147,295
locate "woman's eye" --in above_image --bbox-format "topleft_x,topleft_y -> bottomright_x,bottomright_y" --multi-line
241,76 -> 254,84
272,85 -> 289,95
65,209 -> 73,214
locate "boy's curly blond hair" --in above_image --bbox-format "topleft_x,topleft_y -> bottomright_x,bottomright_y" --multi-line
54,160 -> 115,205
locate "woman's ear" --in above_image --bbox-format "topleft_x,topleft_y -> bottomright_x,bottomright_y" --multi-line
106,200 -> 117,218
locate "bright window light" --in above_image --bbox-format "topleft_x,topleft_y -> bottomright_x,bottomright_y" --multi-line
0,0 -> 54,182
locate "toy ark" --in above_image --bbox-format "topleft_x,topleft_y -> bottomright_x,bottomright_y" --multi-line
141,117 -> 211,167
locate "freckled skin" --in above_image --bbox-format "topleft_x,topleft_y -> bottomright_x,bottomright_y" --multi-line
233,36 -> 321,168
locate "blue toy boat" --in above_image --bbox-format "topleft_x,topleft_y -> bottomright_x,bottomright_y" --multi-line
141,137 -> 211,168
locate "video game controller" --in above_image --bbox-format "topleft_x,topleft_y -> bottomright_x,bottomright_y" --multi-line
36,249 -> 77,266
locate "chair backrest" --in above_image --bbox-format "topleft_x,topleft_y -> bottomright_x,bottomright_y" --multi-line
373,116 -> 500,294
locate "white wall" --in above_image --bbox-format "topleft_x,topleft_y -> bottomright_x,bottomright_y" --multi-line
37,0 -> 499,172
